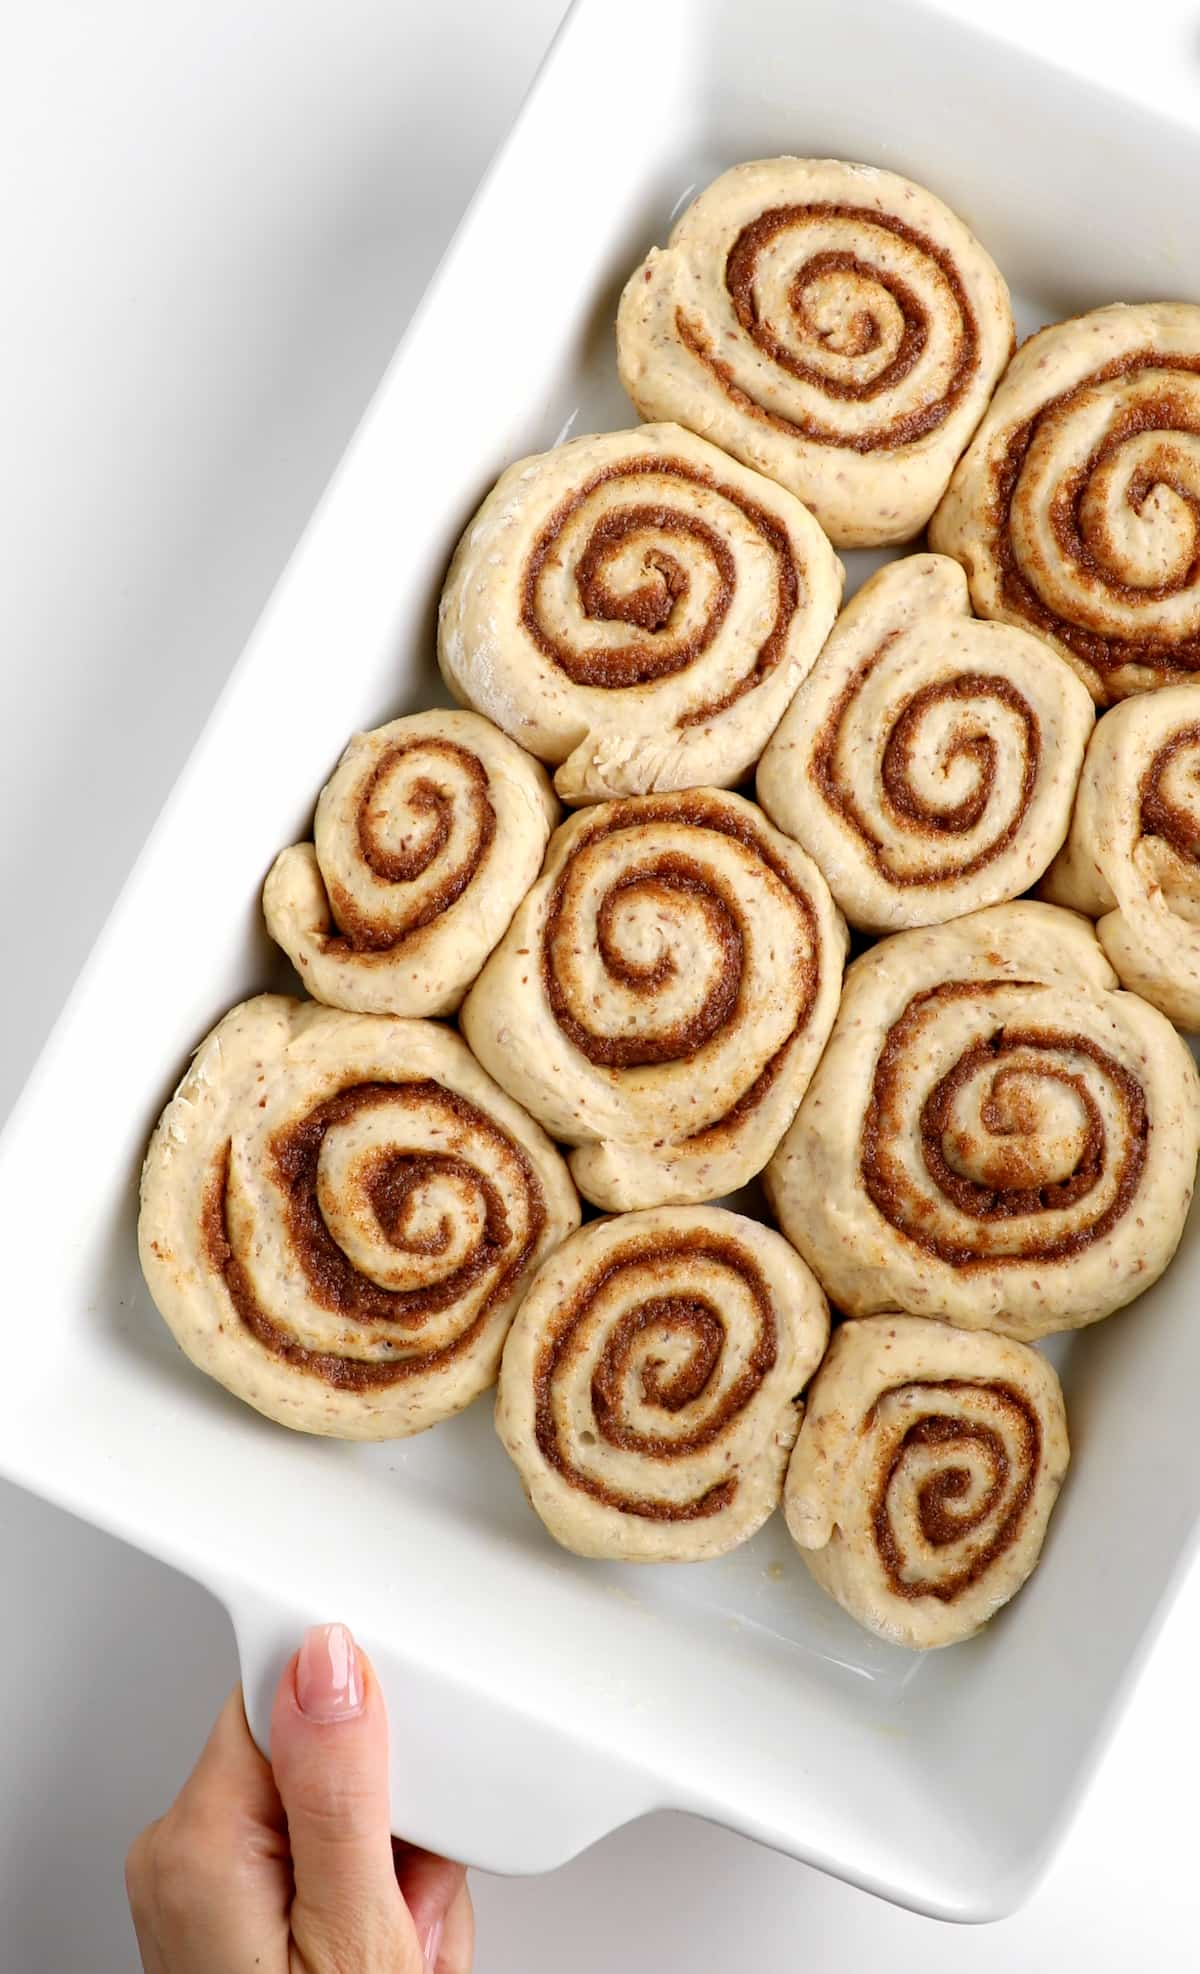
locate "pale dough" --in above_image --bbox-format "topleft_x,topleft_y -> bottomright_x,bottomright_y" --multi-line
757,555 -> 1094,932
497,1205 -> 829,1562
437,422 -> 843,802
138,996 -> 579,1439
766,902 -> 1200,1338
930,302 -> 1200,701
617,158 -> 1013,548
263,709 -> 557,1016
1043,685 -> 1200,1028
459,788 -> 848,1209
785,1316 -> 1069,1649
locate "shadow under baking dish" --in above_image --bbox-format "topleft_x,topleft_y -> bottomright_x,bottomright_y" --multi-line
7,0 -> 1200,1922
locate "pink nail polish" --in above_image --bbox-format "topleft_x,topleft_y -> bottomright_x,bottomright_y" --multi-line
296,1623 -> 364,1722
422,1916 -> 444,1972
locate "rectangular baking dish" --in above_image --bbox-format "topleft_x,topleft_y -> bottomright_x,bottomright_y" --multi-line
5,0 -> 1200,1922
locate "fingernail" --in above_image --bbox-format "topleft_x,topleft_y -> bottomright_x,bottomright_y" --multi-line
422,1916 -> 444,1973
296,1623 -> 364,1722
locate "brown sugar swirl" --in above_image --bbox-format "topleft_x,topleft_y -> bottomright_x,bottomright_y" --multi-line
437,423 -> 843,803
816,665 -> 1039,884
346,741 -> 492,930
520,459 -> 796,715
862,984 -> 1149,1269
138,997 -> 580,1439
765,902 -> 1200,1340
1042,689 -> 1200,1030
875,677 -> 1036,857
930,305 -> 1200,700
263,709 -> 558,1018
461,787 -> 848,1211
530,1229 -> 776,1523
691,202 -> 979,450
203,1081 -> 545,1391
784,1317 -> 1069,1647
495,1206 -> 829,1562
1140,720 -> 1200,858
617,160 -> 1014,548
869,1380 -> 1041,1605
540,794 -> 809,1072
756,556 -> 1095,935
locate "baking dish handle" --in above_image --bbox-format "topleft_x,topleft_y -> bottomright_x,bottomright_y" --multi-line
224,1579 -> 661,1876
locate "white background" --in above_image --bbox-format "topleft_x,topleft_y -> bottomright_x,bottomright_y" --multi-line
4,3 -> 1200,1968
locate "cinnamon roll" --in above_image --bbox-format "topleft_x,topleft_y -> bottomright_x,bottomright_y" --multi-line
785,1316 -> 1069,1648
1043,685 -> 1200,1027
437,423 -> 842,802
930,302 -> 1200,701
617,158 -> 1013,548
497,1205 -> 829,1561
757,555 -> 1094,932
263,710 -> 557,1016
766,902 -> 1200,1338
460,788 -> 848,1209
138,997 -> 579,1438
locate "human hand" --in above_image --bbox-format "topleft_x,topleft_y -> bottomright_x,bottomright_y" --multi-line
126,1623 -> 473,1973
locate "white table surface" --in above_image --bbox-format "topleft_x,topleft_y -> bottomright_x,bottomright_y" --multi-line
4,3 -> 1200,1967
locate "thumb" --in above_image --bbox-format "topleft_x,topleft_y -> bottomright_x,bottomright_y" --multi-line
270,1624 -> 423,1973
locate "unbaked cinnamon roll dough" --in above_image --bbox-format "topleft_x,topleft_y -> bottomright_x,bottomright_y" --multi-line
930,302 -> 1200,700
786,1316 -> 1069,1648
437,422 -> 843,802
459,787 -> 847,1209
1043,686 -> 1200,1028
139,996 -> 579,1439
757,555 -> 1094,931
264,709 -> 557,1017
618,158 -> 1013,548
497,1205 -> 829,1562
766,902 -> 1200,1339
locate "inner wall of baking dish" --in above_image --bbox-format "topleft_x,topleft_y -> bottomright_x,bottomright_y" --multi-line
57,0 -> 1200,1874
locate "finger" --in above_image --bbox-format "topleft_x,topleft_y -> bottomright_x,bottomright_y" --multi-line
434,1876 -> 476,1974
270,1623 -> 421,1972
393,1844 -> 468,1966
177,1686 -> 286,1839
125,1823 -> 169,1974
126,1689 -> 290,1974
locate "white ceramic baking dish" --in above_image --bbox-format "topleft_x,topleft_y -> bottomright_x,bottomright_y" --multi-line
5,0 -> 1200,1923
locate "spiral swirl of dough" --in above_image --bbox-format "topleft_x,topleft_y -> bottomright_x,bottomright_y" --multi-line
263,710 -> 556,1016
437,423 -> 842,802
757,555 -> 1094,931
1043,684 -> 1200,1028
785,1316 -> 1069,1648
766,903 -> 1200,1339
497,1206 -> 829,1561
460,788 -> 847,1209
138,997 -> 579,1438
617,159 -> 1013,548
931,303 -> 1200,701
